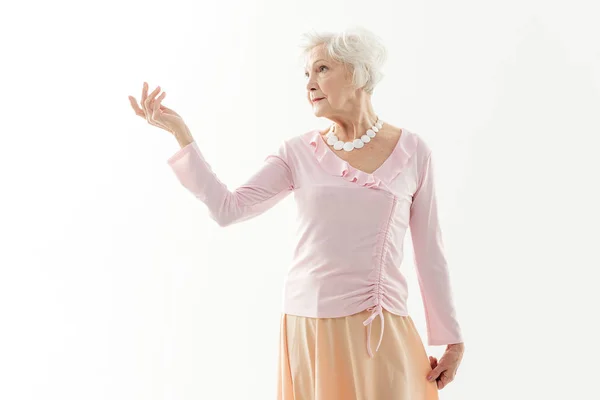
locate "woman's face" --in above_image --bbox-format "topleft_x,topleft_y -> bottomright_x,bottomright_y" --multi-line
304,44 -> 355,118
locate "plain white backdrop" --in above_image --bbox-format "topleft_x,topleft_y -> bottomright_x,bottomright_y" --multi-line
1,0 -> 599,399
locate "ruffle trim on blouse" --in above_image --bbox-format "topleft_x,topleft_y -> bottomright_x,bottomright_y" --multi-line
307,128 -> 418,190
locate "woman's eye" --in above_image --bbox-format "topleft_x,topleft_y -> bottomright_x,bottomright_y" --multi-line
305,66 -> 327,77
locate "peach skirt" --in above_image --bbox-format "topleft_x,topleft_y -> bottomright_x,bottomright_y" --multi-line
277,308 -> 439,400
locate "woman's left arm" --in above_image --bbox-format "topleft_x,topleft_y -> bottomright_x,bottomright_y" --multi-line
409,148 -> 465,389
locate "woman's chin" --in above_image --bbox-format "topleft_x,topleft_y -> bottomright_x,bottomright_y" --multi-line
312,105 -> 328,117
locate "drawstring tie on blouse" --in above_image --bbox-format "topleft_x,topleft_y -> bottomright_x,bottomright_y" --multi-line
362,303 -> 385,358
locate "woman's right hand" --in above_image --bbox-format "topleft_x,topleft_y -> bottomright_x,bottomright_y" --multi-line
128,82 -> 187,135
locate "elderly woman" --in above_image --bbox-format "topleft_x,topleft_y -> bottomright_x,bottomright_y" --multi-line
129,26 -> 465,399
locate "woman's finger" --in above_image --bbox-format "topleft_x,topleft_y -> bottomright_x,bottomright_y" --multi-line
144,86 -> 161,120
141,82 -> 155,120
128,96 -> 145,117
429,356 -> 438,368
141,82 -> 148,113
154,92 -> 166,115
144,85 -> 160,109
437,370 -> 453,390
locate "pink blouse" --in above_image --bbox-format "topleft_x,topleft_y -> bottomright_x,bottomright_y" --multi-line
167,127 -> 464,358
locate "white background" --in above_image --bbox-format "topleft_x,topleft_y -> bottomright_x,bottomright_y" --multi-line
1,0 -> 599,399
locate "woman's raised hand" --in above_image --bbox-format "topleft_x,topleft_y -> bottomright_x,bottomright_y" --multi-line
129,82 -> 187,135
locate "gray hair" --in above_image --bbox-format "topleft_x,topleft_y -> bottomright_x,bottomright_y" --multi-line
299,26 -> 388,95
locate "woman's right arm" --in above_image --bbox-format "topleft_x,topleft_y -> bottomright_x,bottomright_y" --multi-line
128,83 -> 293,226
167,129 -> 295,227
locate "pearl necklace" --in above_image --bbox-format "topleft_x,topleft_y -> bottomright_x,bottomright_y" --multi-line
325,118 -> 384,152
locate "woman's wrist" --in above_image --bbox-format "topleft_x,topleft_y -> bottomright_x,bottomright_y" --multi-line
447,342 -> 465,351
172,124 -> 194,148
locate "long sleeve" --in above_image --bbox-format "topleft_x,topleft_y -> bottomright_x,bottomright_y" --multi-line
409,150 -> 463,346
167,140 -> 294,227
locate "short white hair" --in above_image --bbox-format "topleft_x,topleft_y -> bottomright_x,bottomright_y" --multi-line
299,26 -> 388,95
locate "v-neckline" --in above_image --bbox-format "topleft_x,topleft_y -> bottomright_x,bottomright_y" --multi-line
314,127 -> 405,176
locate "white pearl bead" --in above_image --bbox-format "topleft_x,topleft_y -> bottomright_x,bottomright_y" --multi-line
343,141 -> 355,151
327,135 -> 338,145
372,126 -> 379,132
361,134 -> 371,142
366,129 -> 376,138
333,141 -> 344,150
353,139 -> 364,148
376,122 -> 382,129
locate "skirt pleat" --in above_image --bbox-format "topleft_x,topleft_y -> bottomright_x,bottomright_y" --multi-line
277,308 -> 439,400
